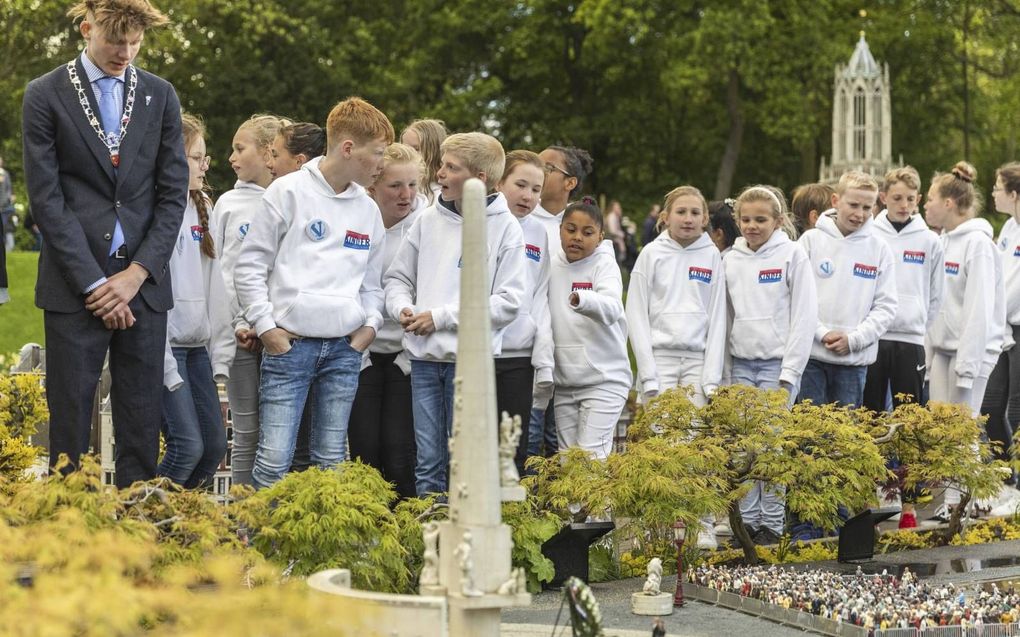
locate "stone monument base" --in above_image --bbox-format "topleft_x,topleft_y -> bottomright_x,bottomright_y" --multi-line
631,592 -> 673,616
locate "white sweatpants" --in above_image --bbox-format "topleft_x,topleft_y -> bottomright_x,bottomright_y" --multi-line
650,353 -> 707,407
554,386 -> 627,460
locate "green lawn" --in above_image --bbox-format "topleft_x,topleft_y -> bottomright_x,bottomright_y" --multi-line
1,251 -> 44,357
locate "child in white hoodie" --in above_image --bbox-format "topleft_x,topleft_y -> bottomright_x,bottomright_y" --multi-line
496,150 -> 554,474
798,171 -> 897,408
863,166 -> 944,412
385,132 -> 526,496
211,113 -> 289,486
234,97 -> 394,489
159,113 -> 234,489
627,185 -> 725,407
549,198 -> 632,460
724,185 -> 817,544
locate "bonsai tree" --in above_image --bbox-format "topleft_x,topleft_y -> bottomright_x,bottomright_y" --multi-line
873,399 -> 1016,539
632,385 -> 888,564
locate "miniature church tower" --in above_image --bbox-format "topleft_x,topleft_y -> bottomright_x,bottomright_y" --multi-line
819,33 -> 900,184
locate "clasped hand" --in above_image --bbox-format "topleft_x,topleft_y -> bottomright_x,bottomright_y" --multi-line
85,264 -> 148,330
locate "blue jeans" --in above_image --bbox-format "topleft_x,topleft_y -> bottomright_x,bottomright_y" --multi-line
798,359 -> 867,408
159,346 -> 227,489
253,337 -> 362,489
410,360 -> 457,496
730,357 -> 782,390
526,401 -> 558,459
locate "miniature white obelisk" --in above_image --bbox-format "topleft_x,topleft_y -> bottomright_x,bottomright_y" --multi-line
436,178 -> 528,636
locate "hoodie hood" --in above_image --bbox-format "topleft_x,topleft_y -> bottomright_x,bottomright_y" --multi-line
948,217 -> 994,239
556,239 -> 616,267
435,192 -> 510,219
815,208 -> 875,240
302,156 -> 367,200
874,210 -> 932,236
230,179 -> 265,193
731,228 -> 791,257
655,231 -> 715,253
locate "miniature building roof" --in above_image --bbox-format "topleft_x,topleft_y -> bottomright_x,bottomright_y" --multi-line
843,32 -> 881,79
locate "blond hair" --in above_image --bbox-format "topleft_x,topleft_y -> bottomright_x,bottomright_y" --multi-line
181,112 -> 215,259
835,170 -> 880,195
372,143 -> 425,188
403,119 -> 448,189
237,113 -> 291,152
69,0 -> 168,36
325,97 -> 395,150
882,166 -> 921,192
500,149 -> 544,183
931,161 -> 982,215
440,132 -> 505,192
734,185 -> 798,240
656,185 -> 708,233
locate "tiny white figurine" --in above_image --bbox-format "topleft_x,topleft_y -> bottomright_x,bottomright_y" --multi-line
643,558 -> 663,595
419,521 -> 440,587
499,411 -> 523,486
454,531 -> 483,597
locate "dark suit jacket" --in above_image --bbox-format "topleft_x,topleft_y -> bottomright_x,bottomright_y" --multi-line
22,57 -> 187,313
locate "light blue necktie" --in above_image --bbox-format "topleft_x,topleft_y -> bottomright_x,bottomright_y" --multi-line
97,76 -> 125,256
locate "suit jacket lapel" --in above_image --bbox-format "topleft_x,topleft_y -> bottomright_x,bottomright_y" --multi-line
55,58 -> 115,183
115,67 -> 149,185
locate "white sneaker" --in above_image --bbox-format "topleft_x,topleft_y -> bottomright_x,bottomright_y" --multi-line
697,528 -> 718,550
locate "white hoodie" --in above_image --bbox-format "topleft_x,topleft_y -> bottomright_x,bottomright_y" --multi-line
371,193 -> 426,355
872,210 -> 945,345
799,211 -> 898,366
234,157 -> 387,339
384,192 -> 526,362
996,216 -> 1020,326
162,197 -> 236,389
530,202 -> 563,256
929,217 -> 1006,387
498,213 -> 554,387
626,232 -> 726,397
210,180 -> 265,331
549,240 -> 632,396
723,230 -> 817,387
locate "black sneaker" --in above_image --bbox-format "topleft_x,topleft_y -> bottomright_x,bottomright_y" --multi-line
753,527 -> 782,546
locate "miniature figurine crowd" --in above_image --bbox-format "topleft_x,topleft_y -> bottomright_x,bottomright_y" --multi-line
690,564 -> 1020,632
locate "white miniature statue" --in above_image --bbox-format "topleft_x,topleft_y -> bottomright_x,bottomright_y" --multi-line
419,521 -> 440,588
499,411 -> 523,486
454,531 -> 483,597
497,567 -> 526,595
643,558 -> 663,595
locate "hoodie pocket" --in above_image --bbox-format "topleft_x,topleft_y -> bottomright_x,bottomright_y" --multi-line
277,292 -> 366,338
168,298 -> 208,345
895,293 -> 925,332
653,312 -> 707,349
731,316 -> 785,356
555,344 -> 604,385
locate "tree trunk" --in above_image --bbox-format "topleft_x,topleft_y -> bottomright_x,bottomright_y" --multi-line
945,491 -> 971,541
729,504 -> 758,565
714,69 -> 744,200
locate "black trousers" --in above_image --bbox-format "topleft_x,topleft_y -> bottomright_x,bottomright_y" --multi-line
495,356 -> 533,475
980,325 -> 1020,466
347,352 -> 416,498
863,340 -> 926,412
45,257 -> 166,488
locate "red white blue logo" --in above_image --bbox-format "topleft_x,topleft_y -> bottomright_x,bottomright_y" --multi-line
1013,246 -> 1020,257
758,269 -> 782,284
689,266 -> 713,283
525,244 -> 542,262
190,225 -> 204,241
945,261 -> 960,275
571,282 -> 593,292
853,263 -> 878,279
903,251 -> 925,264
343,230 -> 371,250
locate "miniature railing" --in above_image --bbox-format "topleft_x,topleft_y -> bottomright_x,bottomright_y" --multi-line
876,624 -> 1020,637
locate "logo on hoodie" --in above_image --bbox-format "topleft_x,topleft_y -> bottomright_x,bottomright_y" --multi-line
853,263 -> 878,280
572,282 -> 593,292
306,219 -> 329,242
1013,246 -> 1020,257
190,225 -> 204,241
817,259 -> 835,278
688,266 -> 712,284
238,223 -> 250,240
945,261 -> 960,275
343,230 -> 371,250
525,244 -> 542,262
903,251 -> 925,264
758,269 -> 783,284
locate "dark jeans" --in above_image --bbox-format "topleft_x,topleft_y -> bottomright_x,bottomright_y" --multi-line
348,352 -> 417,499
980,325 -> 1020,467
494,356 -> 533,475
798,359 -> 868,408
410,360 -> 456,496
863,340 -> 926,412
159,346 -> 227,489
527,402 -> 558,460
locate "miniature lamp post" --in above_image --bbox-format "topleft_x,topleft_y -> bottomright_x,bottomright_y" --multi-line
672,520 -> 686,607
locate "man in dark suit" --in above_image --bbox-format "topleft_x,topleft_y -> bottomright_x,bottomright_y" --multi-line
22,0 -> 187,487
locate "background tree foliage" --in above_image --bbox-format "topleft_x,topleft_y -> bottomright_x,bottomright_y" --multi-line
2,0 -> 1018,217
